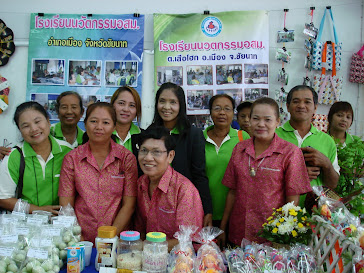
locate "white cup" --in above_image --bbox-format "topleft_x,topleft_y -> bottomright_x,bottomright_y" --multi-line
77,241 -> 93,266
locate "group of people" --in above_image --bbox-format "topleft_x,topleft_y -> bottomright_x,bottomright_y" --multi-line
0,83 -> 361,250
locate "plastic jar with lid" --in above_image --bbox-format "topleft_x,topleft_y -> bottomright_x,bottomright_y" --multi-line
95,226 -> 118,271
142,232 -> 168,273
117,231 -> 143,271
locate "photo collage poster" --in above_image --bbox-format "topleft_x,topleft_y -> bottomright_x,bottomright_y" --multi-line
26,13 -> 144,122
154,11 -> 269,128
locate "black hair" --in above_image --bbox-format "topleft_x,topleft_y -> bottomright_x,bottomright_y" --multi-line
286,85 -> 318,106
55,91 -> 83,114
137,126 -> 176,153
328,101 -> 354,131
251,97 -> 280,120
208,94 -> 235,112
14,101 -> 49,129
236,101 -> 253,114
82,102 -> 117,144
152,82 -> 191,135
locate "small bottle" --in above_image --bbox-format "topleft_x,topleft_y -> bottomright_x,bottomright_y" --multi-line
95,226 -> 118,271
117,231 -> 143,271
142,232 -> 168,273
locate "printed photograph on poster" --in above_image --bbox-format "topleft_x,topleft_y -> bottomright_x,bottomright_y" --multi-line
217,89 -> 243,106
157,66 -> 183,86
244,64 -> 268,84
277,30 -> 295,43
187,66 -> 213,85
105,61 -> 138,87
187,114 -> 212,129
31,93 -> 59,120
68,60 -> 102,86
216,65 -> 242,85
244,88 -> 268,101
187,90 -> 213,110
31,59 -> 65,85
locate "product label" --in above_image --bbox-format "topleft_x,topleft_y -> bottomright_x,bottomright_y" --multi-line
30,238 -> 53,247
41,227 -> 61,237
11,211 -> 26,220
100,268 -> 117,273
97,242 -> 114,267
0,235 -> 18,244
53,216 -> 76,228
27,217 -> 44,226
0,99 -> 8,111
15,227 -> 30,235
27,248 -> 48,260
2,215 -> 19,224
0,247 -> 14,257
67,247 -> 81,273
0,80 -> 9,91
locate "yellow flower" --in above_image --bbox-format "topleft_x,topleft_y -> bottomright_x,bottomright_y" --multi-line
276,222 -> 281,227
292,230 -> 298,237
262,223 -> 267,227
289,210 -> 298,216
293,218 -> 297,222
277,208 -> 282,212
279,218 -> 285,223
298,223 -> 304,228
306,223 -> 310,226
268,220 -> 273,225
272,228 -> 278,234
299,209 -> 303,212
350,224 -> 357,232
267,216 -> 273,221
301,217 -> 307,221
272,212 -> 276,216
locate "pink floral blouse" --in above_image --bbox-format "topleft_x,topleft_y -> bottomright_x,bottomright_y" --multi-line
222,134 -> 312,245
59,141 -> 138,243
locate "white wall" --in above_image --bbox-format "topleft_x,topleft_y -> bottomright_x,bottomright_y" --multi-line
0,0 -> 363,144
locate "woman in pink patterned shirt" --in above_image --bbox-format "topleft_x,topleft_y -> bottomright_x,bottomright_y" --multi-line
59,102 -> 138,243
220,98 -> 311,246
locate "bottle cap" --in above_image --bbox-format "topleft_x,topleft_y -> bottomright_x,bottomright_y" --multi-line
120,231 -> 140,241
146,232 -> 166,242
97,226 -> 117,238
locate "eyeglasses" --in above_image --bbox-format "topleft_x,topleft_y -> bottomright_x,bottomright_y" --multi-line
138,147 -> 168,157
212,106 -> 233,112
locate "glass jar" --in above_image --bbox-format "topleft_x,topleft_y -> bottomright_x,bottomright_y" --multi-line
142,232 -> 168,273
95,226 -> 118,271
117,231 -> 143,271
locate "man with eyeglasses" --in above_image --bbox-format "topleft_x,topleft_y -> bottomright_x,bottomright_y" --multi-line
134,126 -> 204,251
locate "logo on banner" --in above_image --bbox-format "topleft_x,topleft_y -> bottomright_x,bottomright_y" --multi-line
201,17 -> 222,37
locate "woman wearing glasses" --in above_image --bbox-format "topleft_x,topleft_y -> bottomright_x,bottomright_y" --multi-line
135,126 -> 203,250
150,82 -> 212,226
203,94 -> 250,227
59,102 -> 138,243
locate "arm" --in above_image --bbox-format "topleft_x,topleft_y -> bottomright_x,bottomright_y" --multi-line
189,128 -> 213,224
112,196 -> 136,235
58,154 -> 77,205
0,198 -> 61,215
59,196 -> 75,207
301,146 -> 339,188
219,189 -> 236,247
286,195 -> 300,206
167,239 -> 179,252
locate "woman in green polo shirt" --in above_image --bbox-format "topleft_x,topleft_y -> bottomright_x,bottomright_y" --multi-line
0,102 -> 72,214
50,91 -> 85,148
204,94 -> 250,227
110,86 -> 142,153
327,101 -> 361,146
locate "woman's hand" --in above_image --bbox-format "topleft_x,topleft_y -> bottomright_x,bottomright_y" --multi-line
37,205 -> 61,216
203,213 -> 213,227
0,146 -> 11,160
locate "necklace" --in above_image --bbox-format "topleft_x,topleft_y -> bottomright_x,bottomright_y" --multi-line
248,156 -> 266,177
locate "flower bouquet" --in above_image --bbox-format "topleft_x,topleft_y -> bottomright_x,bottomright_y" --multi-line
259,202 -> 312,247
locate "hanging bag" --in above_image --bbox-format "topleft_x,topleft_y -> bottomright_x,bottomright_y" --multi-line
312,8 -> 342,71
349,44 -> 364,83
313,42 -> 343,105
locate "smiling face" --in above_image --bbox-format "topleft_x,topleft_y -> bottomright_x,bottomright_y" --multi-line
287,89 -> 317,123
113,91 -> 137,125
18,109 -> 51,147
85,107 -> 115,144
330,111 -> 353,133
237,107 -> 251,134
157,89 -> 180,129
58,94 -> 83,127
210,97 -> 234,128
250,104 -> 280,142
138,138 -> 175,183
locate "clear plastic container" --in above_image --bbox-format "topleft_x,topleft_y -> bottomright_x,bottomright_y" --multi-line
117,231 -> 143,271
32,210 -> 52,223
95,226 -> 118,271
142,232 -> 168,273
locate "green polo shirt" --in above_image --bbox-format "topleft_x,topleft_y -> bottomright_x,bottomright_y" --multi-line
276,121 -> 338,187
203,126 -> 250,220
0,136 -> 72,206
50,122 -> 84,148
345,133 -> 361,146
113,123 -> 141,152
